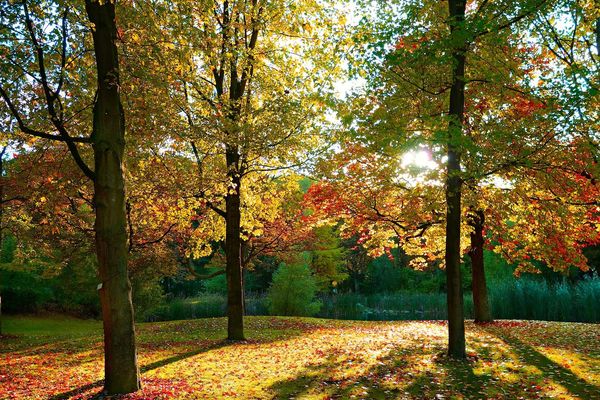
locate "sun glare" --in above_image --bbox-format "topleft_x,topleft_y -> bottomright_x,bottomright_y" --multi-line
401,150 -> 437,169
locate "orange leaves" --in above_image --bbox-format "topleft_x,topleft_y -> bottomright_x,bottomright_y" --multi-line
304,181 -> 347,218
508,95 -> 546,119
3,316 -> 599,399
393,37 -> 423,53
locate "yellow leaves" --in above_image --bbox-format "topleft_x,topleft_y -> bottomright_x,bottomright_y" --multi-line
130,31 -> 140,43
251,228 -> 263,236
302,22 -> 313,34
6,317 -> 600,399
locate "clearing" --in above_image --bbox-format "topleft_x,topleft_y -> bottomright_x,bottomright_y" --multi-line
1,316 -> 599,399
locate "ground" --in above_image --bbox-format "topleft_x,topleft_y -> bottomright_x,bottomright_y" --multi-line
0,316 -> 599,399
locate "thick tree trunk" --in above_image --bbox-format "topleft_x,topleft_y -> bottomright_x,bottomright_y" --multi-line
86,1 -> 140,394
445,0 -> 467,359
225,151 -> 245,340
0,152 -> 3,336
468,210 -> 493,323
596,18 -> 599,57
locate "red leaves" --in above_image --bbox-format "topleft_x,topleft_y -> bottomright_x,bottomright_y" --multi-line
3,316 -> 600,399
478,320 -> 530,328
509,95 -> 545,119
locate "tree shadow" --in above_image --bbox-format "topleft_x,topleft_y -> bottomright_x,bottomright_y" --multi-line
140,340 -> 228,372
45,317 -> 329,399
47,339 -> 228,400
268,331 -> 599,400
1,335 -> 100,356
268,344 -> 443,399
268,354 -> 395,399
483,326 -> 600,400
268,345 -> 495,399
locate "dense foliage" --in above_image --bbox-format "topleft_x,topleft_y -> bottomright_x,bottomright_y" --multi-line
266,261 -> 322,317
0,0 -> 599,395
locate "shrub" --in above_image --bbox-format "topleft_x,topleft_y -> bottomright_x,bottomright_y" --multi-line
132,275 -> 166,322
204,273 -> 228,294
142,293 -> 269,322
267,262 -> 321,317
0,269 -> 54,313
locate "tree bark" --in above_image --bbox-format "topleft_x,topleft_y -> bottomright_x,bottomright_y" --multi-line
445,0 -> 467,359
225,151 -> 245,340
596,18 -> 599,58
468,210 -> 493,323
0,149 -> 3,336
85,0 -> 140,394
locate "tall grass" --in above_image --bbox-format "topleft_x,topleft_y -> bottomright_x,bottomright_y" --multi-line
488,278 -> 600,322
143,277 -> 600,323
318,292 -> 455,320
144,293 -> 268,322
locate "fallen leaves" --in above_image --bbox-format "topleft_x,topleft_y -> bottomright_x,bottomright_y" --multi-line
0,317 -> 598,399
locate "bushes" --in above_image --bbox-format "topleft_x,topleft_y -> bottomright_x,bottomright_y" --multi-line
317,277 -> 600,322
319,292 -> 449,320
0,269 -> 54,313
145,294 -> 226,321
142,293 -> 269,322
138,276 -> 600,322
266,262 -> 321,317
488,277 -> 600,322
132,275 -> 166,322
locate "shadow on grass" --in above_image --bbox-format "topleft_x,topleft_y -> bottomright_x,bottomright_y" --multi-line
269,350 -> 497,400
484,326 -> 600,399
269,355 -> 394,399
269,330 -> 599,400
46,317 -> 329,400
268,344 -> 441,399
47,340 -> 228,400
1,335 -> 101,357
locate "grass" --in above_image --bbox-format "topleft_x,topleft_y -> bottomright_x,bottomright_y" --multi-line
144,277 -> 600,323
2,314 -> 100,336
1,315 -> 599,399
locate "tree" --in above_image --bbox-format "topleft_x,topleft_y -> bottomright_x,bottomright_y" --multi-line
466,209 -> 491,322
267,259 -> 321,317
444,0 -> 467,357
344,0 -> 556,358
0,0 -> 140,393
130,0 -> 343,340
0,145 -> 6,335
308,225 -> 348,290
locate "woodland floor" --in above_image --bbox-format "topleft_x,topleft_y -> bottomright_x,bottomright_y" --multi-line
0,315 -> 599,399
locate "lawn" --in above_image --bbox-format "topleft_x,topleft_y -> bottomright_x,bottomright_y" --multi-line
1,316 -> 599,399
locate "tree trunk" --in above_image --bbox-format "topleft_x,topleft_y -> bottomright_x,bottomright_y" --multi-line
225,150 -> 245,340
596,18 -> 599,58
85,1 -> 140,394
468,210 -> 493,323
445,0 -> 467,359
0,151 -> 3,336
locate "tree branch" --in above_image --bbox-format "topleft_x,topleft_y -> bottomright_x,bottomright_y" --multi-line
0,86 -> 91,143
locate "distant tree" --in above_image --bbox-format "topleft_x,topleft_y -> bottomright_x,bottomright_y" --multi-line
308,226 -> 348,290
267,260 -> 321,317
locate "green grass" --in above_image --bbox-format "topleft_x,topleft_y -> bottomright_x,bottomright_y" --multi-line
2,314 -> 100,337
142,277 -> 600,323
1,315 -> 598,399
